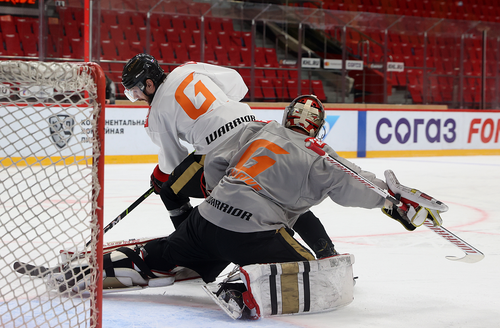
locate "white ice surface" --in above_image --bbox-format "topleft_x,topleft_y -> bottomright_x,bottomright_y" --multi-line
98,156 -> 500,328
4,156 -> 495,327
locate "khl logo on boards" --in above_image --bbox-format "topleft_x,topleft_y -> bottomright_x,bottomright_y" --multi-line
48,115 -> 75,148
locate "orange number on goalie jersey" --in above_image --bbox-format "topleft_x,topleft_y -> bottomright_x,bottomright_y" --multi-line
175,72 -> 216,120
231,140 -> 289,191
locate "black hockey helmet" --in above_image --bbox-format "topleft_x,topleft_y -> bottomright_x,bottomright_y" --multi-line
282,95 -> 326,138
121,53 -> 164,97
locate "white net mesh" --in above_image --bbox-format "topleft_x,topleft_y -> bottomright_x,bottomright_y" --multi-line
0,61 -> 104,328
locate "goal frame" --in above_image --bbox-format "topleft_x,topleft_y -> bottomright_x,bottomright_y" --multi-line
0,61 -> 106,328
88,61 -> 105,328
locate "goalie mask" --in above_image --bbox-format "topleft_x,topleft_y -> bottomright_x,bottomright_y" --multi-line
122,53 -> 165,102
282,95 -> 326,138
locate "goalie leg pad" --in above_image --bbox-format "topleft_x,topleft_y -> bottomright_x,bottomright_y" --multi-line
102,246 -> 156,287
54,238 -> 188,293
239,254 -> 355,318
69,246 -> 172,293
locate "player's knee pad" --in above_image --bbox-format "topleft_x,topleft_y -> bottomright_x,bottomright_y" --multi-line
46,246 -> 155,293
66,246 -> 174,293
102,246 -> 153,289
102,245 -> 181,290
238,254 -> 356,318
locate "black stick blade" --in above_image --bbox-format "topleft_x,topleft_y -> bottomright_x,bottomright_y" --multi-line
13,261 -> 50,277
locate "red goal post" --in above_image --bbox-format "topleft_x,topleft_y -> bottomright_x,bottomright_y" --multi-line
0,61 -> 105,328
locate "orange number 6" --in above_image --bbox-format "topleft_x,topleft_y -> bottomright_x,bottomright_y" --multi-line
234,140 -> 289,178
175,72 -> 216,120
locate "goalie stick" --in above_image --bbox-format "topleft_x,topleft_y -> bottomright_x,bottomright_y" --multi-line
304,138 -> 484,263
13,187 -> 155,278
13,261 -> 60,277
422,220 -> 484,263
304,138 -> 403,207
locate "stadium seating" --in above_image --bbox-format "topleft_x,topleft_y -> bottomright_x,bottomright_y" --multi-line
101,39 -> 118,60
259,78 -> 276,101
159,43 -> 176,63
1,7 -> 322,101
9,0 -> 500,104
317,0 -> 500,105
272,78 -> 286,100
311,80 -> 327,102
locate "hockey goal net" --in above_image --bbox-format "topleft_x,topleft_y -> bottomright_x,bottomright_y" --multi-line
0,61 -> 105,327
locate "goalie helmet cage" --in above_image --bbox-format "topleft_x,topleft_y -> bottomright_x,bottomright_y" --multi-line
0,61 -> 105,328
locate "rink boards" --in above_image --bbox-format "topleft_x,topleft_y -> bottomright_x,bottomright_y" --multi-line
101,106 -> 500,163
2,104 -> 499,164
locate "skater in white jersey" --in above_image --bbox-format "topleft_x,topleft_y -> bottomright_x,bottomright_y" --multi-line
121,54 -> 254,228
121,54 -> 337,258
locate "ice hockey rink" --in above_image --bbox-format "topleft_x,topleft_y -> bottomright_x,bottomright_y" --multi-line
96,155 -> 499,328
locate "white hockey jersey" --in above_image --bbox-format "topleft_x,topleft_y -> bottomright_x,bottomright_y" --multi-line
145,62 -> 255,173
200,121 -> 387,233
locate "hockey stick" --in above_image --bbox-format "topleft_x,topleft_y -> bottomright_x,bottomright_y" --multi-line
303,139 -> 403,207
86,186 -> 155,247
13,261 -> 55,277
14,187 -> 155,277
422,220 -> 484,263
304,138 -> 484,263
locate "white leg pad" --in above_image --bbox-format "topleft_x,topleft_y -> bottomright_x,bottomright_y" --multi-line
148,276 -> 175,287
239,254 -> 355,318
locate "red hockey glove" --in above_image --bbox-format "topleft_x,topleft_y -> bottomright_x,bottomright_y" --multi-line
150,165 -> 170,194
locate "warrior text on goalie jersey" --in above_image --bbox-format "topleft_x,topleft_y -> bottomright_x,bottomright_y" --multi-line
205,114 -> 255,145
205,196 -> 253,221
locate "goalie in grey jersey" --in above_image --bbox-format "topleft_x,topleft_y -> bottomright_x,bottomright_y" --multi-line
76,95 -> 445,319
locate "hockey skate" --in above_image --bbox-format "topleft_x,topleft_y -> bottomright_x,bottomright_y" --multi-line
202,282 -> 258,320
313,238 -> 338,259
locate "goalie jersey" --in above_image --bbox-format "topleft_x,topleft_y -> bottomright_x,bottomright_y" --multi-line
145,62 -> 255,174
200,121 -> 387,233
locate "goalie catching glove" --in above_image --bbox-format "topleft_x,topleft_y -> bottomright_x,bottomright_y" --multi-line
382,170 -> 448,231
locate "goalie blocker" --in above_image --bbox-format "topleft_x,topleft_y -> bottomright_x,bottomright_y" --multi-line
382,170 -> 449,231
204,254 -> 355,320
